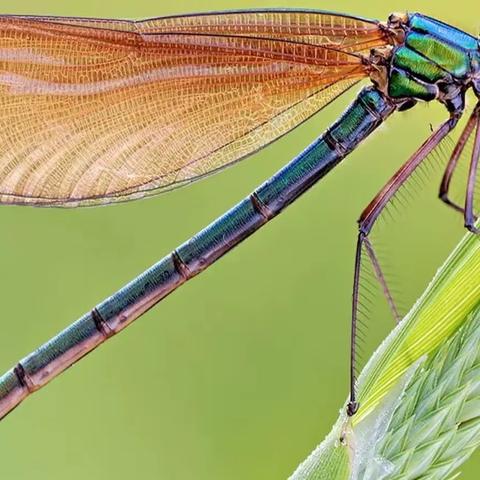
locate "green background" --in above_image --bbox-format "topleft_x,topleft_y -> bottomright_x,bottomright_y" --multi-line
0,1 -> 478,478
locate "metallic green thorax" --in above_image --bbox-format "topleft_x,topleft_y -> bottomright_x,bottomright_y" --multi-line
388,14 -> 480,109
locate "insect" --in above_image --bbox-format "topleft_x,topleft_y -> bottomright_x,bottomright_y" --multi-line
0,9 -> 478,421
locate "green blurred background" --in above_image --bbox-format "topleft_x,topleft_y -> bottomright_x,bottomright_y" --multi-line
0,1 -> 478,478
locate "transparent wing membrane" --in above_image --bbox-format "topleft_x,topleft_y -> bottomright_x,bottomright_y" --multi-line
0,11 -> 388,206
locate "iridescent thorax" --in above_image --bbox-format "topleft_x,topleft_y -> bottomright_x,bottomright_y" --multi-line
371,13 -> 480,115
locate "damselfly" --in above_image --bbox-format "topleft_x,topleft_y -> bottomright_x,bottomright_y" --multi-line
0,9 -> 479,421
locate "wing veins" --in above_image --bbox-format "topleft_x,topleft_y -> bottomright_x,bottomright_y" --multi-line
0,78 -> 362,205
0,11 -> 387,206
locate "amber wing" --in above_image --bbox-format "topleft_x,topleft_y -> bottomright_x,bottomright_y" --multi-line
0,10 -> 388,206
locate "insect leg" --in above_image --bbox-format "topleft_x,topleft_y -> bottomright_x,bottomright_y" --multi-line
464,110 -> 480,233
347,113 -> 460,416
439,104 -> 480,215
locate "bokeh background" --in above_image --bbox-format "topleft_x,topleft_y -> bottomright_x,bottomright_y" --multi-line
0,1 -> 478,479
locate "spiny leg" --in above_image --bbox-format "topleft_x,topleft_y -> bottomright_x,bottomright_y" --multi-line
347,114 -> 460,416
464,111 -> 480,233
439,104 -> 480,215
363,235 -> 401,323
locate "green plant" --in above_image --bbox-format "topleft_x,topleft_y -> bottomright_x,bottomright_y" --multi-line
290,227 -> 480,479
